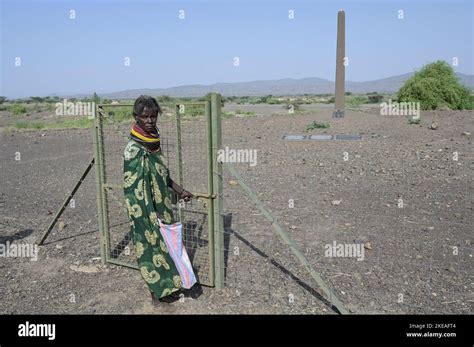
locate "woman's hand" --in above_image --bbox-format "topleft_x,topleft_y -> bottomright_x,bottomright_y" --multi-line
180,189 -> 193,202
170,179 -> 193,202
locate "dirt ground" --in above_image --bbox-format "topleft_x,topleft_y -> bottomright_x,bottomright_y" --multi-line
0,104 -> 472,314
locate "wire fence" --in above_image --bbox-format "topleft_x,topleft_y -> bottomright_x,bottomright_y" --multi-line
215,166 -> 341,313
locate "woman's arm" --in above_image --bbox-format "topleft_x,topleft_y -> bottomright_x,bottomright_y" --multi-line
168,178 -> 193,202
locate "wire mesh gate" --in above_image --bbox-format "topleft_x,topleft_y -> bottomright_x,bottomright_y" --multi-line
91,93 -> 347,313
92,94 -> 225,288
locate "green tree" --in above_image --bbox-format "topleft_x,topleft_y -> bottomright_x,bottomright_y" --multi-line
0,96 -> 7,104
157,95 -> 172,103
30,96 -> 43,104
367,94 -> 383,103
398,60 -> 472,110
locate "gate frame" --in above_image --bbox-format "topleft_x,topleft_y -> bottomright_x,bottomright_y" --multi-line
91,93 -> 225,288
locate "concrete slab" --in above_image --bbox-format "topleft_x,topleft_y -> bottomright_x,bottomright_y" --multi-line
335,134 -> 362,140
282,135 -> 307,140
282,134 -> 362,141
309,134 -> 334,140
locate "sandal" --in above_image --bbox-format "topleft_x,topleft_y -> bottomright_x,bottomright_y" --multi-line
160,294 -> 180,304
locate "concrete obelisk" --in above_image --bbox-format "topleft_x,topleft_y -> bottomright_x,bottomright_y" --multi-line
332,10 -> 345,118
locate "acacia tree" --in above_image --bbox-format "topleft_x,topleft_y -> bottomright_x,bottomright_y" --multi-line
30,96 -> 44,104
398,61 -> 472,110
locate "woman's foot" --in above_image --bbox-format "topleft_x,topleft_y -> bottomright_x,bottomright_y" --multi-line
151,292 -> 162,307
158,291 -> 181,304
150,291 -> 181,306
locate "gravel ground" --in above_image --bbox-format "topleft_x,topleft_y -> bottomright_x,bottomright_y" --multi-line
0,105 -> 472,314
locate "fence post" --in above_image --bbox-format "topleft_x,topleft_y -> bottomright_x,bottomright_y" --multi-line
92,94 -> 105,264
211,93 -> 225,289
92,94 -> 110,264
175,104 -> 184,222
205,100 -> 216,287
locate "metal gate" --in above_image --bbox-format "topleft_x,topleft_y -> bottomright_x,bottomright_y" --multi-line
92,94 -> 225,288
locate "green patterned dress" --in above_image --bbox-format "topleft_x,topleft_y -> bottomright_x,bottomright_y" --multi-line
123,139 -> 183,298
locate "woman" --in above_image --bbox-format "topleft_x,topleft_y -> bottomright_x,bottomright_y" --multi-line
123,95 -> 195,307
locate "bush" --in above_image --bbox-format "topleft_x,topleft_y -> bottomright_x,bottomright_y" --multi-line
157,95 -> 172,103
11,104 -> 28,115
398,60 -> 472,110
260,95 -> 271,103
267,98 -> 283,104
307,121 -> 330,130
14,121 -> 29,129
247,97 -> 261,105
15,121 -> 45,130
106,107 -> 133,123
49,117 -> 92,129
30,97 -> 43,104
347,95 -> 367,107
222,112 -> 234,118
45,103 -> 55,111
368,94 -> 384,103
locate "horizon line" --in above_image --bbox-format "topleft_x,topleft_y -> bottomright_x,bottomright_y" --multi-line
5,71 -> 473,99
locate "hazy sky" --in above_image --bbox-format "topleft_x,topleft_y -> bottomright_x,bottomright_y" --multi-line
1,0 -> 473,98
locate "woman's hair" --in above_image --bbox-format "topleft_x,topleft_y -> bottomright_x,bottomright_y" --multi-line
133,95 -> 161,117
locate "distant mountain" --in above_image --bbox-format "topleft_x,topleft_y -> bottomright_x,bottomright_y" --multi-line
347,72 -> 474,94
60,72 -> 474,99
